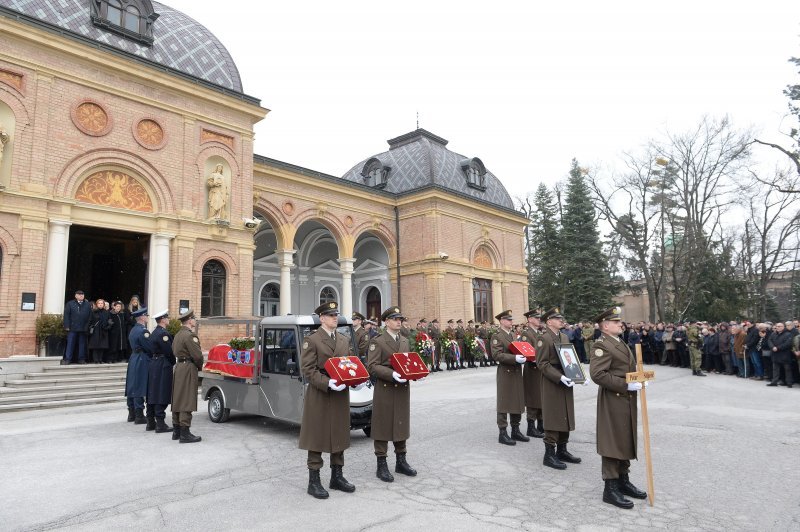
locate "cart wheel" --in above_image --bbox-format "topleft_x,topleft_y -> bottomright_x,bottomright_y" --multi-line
363,426 -> 371,437
208,389 -> 230,423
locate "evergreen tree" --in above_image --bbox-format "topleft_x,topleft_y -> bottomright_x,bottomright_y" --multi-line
528,183 -> 562,308
560,159 -> 614,322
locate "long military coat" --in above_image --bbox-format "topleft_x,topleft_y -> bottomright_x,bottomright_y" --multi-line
537,327 -> 575,432
519,326 -> 542,409
491,328 -> 524,414
298,328 -> 352,453
353,326 -> 369,360
367,331 -> 412,442
125,323 -> 151,398
147,325 -> 175,405
171,325 -> 204,412
589,332 -> 638,460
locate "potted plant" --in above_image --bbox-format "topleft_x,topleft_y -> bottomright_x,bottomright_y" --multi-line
35,313 -> 66,358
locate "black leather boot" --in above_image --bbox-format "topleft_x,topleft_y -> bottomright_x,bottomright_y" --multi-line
126,407 -> 135,422
155,418 -> 172,433
498,428 -> 516,446
511,424 -> 530,442
693,369 -> 707,377
307,469 -> 329,499
527,420 -> 544,438
376,456 -> 394,482
543,444 -> 566,470
556,443 -> 581,463
145,415 -> 156,431
329,465 -> 355,492
619,473 -> 647,499
603,479 -> 634,509
172,425 -> 181,441
395,453 -> 417,476
536,419 -> 544,434
133,408 -> 146,424
179,426 -> 201,443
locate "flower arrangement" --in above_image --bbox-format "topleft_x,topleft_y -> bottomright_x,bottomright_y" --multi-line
413,331 -> 435,365
464,329 -> 481,359
229,336 -> 256,350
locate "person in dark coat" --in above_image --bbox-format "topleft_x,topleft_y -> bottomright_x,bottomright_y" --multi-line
766,322 -> 794,388
63,290 -> 92,364
520,309 -> 544,438
492,309 -> 528,446
368,306 -> 417,483
145,310 -> 175,433
171,310 -> 204,443
298,302 -> 354,499
125,308 -> 152,424
106,301 -> 127,363
87,298 -> 110,364
590,307 -> 648,509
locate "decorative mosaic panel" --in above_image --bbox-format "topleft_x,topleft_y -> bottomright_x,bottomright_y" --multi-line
75,170 -> 153,212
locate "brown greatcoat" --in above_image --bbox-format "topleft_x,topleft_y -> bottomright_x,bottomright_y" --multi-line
537,327 -> 575,431
589,332 -> 638,460
352,326 -> 369,359
367,331 -> 411,442
491,328 -> 524,414
171,325 -> 204,412
519,326 -> 542,409
298,328 -> 352,453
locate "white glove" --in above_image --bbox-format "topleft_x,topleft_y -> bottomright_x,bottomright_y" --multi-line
350,381 -> 367,391
392,371 -> 408,383
328,379 -> 347,392
627,382 -> 643,391
560,375 -> 574,387
515,354 -> 526,364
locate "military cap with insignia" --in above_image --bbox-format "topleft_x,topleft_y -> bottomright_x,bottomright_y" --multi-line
177,309 -> 195,322
431,319 -> 439,324
314,301 -> 340,316
352,311 -> 366,321
541,307 -> 564,321
132,307 -> 149,318
153,309 -> 169,321
523,308 -> 542,319
594,306 -> 622,324
447,319 -> 454,324
419,318 -> 427,323
456,319 -> 463,324
495,309 -> 513,321
380,306 -> 404,321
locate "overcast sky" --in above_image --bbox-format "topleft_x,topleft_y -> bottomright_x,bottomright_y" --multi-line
166,0 -> 800,201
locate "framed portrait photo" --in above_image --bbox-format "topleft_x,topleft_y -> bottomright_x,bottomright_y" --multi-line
557,343 -> 587,384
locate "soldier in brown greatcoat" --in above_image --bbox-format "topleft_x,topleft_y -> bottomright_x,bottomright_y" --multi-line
351,311 -> 369,361
520,309 -> 545,438
590,307 -> 648,508
455,319 -> 466,368
171,310 -> 204,443
298,302 -> 356,499
367,306 -> 418,482
427,319 -> 442,371
491,310 -> 529,445
538,307 -> 581,469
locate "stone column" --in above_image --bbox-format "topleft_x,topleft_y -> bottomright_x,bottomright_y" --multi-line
146,233 -> 174,326
492,278 -> 503,319
463,276 -> 474,322
43,219 -> 71,314
339,258 -> 355,317
277,249 -> 296,315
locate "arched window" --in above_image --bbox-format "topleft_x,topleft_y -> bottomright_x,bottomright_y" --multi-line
124,5 -> 141,32
366,287 -> 381,323
107,0 -> 122,25
201,260 -> 226,316
319,286 -> 337,306
91,0 -> 158,45
472,278 -> 493,323
260,282 -> 280,317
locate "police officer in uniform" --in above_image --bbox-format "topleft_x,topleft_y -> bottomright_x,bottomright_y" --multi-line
589,307 -> 648,508
538,307 -> 581,469
171,310 -> 203,443
351,312 -> 369,361
125,307 -> 151,425
298,302 -> 356,499
368,306 -> 417,482
492,310 -> 528,445
145,310 -> 175,433
520,309 -> 545,438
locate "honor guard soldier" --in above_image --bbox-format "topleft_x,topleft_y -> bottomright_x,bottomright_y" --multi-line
538,307 -> 581,469
368,306 -> 418,482
427,319 -> 442,371
399,317 -> 412,339
590,307 -> 648,508
171,310 -> 204,443
520,309 -> 545,438
298,302 -> 356,499
492,310 -> 529,445
351,312 -> 369,361
146,310 -> 175,434
125,307 -> 152,425
455,319 -> 467,368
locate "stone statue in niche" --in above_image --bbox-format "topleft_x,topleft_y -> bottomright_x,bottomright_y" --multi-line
0,124 -> 9,168
207,163 -> 228,220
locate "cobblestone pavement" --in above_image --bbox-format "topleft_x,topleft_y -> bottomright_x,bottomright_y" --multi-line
2,366 -> 799,531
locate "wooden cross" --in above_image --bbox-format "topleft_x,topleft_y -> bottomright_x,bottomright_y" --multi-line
626,344 -> 656,506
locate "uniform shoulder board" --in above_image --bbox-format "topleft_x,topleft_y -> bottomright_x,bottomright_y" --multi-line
595,336 -> 604,343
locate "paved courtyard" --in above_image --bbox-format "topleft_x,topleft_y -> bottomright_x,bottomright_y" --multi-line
2,366 -> 799,531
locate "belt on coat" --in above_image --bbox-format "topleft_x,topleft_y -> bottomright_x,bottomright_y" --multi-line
177,358 -> 190,363
614,392 -> 635,397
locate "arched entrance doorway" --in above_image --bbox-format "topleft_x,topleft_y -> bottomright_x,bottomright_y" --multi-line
366,286 -> 381,322
260,282 -> 280,317
353,232 -> 390,319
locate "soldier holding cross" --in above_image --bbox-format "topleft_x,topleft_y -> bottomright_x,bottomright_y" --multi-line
589,307 -> 649,509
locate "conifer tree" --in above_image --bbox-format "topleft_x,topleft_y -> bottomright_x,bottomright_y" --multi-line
528,183 -> 562,308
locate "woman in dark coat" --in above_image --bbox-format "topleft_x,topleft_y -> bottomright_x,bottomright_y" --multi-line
106,301 -> 127,363
87,299 -> 110,364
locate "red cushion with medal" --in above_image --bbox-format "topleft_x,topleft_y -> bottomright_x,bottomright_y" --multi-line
324,356 -> 370,386
390,352 -> 430,381
509,341 -> 536,362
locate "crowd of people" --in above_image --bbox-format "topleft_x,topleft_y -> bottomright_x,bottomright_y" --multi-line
62,291 -> 144,365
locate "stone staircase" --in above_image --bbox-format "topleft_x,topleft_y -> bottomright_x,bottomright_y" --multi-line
0,363 -> 127,412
